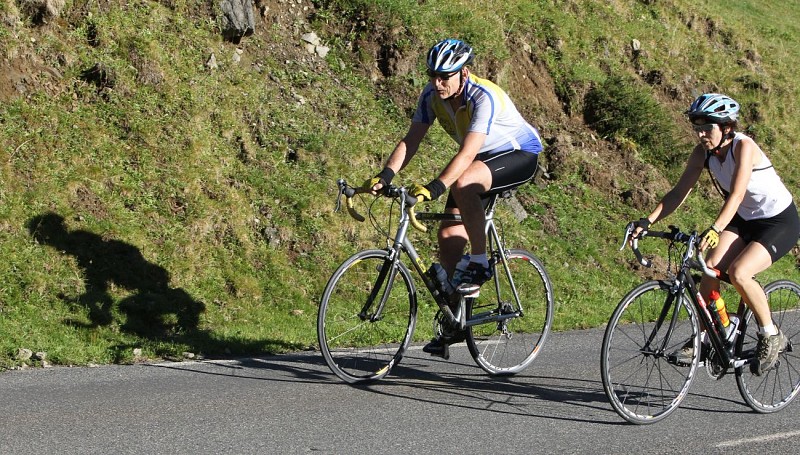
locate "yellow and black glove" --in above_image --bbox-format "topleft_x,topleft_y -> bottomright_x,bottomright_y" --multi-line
362,167 -> 395,192
410,179 -> 446,202
363,177 -> 382,191
409,183 -> 432,201
700,225 -> 721,249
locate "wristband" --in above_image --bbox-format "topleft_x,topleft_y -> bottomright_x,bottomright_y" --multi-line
711,223 -> 721,233
376,167 -> 395,186
424,179 -> 447,201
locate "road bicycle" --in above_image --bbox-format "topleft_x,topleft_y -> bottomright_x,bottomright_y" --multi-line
317,179 -> 554,384
601,224 -> 800,424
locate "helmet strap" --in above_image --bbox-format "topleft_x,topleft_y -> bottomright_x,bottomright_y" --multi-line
709,138 -> 724,156
443,68 -> 468,101
708,126 -> 734,156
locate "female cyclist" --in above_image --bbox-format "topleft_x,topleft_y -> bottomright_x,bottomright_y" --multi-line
630,93 -> 799,376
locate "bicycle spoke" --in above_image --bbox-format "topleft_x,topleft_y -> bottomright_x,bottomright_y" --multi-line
601,280 -> 698,424
736,280 -> 800,412
318,250 -> 416,383
466,250 -> 553,375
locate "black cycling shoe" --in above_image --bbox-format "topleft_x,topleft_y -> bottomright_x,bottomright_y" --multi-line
423,338 -> 450,359
422,329 -> 467,360
462,262 -> 492,286
444,329 -> 467,345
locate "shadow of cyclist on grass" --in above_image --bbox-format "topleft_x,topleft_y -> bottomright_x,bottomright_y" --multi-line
27,212 -> 204,337
27,212 -> 304,358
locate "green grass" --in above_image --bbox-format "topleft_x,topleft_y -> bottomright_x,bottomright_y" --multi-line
0,0 -> 798,369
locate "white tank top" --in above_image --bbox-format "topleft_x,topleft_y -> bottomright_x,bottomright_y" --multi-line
708,132 -> 793,220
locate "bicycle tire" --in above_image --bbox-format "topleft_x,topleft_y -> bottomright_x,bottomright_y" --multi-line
317,249 -> 417,384
736,279 -> 800,412
600,280 -> 700,424
466,249 -> 554,375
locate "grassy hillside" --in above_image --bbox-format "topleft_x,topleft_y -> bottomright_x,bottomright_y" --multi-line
0,0 -> 798,369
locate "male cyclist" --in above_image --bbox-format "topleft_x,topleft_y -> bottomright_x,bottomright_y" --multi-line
630,93 -> 800,375
365,38 -> 543,356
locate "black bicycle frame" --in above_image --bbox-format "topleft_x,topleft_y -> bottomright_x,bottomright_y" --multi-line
647,258 -> 750,369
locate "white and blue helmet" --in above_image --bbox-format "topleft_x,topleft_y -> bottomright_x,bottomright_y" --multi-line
426,39 -> 474,73
686,93 -> 740,124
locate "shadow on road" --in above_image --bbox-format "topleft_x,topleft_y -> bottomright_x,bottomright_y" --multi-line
143,343 -> 747,424
141,350 -> 673,424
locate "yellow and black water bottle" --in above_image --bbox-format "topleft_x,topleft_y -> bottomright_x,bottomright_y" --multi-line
709,290 -> 730,327
709,290 -> 739,344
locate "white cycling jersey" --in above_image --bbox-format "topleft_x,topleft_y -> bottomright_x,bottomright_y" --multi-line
412,73 -> 542,155
708,132 -> 793,220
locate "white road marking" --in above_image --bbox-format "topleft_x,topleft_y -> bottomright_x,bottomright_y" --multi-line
714,430 -> 800,448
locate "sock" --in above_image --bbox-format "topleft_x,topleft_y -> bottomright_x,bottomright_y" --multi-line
470,253 -> 489,267
759,323 -> 778,337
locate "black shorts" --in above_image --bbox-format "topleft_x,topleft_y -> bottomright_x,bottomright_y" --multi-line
725,202 -> 800,263
445,150 -> 538,210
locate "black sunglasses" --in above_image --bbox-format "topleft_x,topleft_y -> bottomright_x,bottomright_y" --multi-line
691,123 -> 716,132
426,69 -> 459,80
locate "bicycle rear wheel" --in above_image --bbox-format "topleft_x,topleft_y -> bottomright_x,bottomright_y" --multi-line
736,280 -> 800,412
466,249 -> 553,375
601,280 -> 699,424
317,249 -> 417,383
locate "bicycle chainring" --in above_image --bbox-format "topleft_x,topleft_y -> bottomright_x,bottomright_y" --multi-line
705,348 -> 727,380
432,309 -> 446,338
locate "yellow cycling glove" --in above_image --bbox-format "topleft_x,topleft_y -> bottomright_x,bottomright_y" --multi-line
410,179 -> 446,201
409,183 -> 432,201
411,179 -> 446,202
362,177 -> 382,191
363,167 -> 395,191
700,225 -> 720,249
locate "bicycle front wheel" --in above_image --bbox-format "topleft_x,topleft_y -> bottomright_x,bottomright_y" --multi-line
601,280 -> 699,424
736,280 -> 800,412
466,249 -> 554,375
317,249 -> 417,384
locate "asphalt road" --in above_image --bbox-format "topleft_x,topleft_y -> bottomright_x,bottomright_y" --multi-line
2,326 -> 800,454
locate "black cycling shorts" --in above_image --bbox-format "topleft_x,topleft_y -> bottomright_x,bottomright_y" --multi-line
725,202 -> 800,263
445,150 -> 538,210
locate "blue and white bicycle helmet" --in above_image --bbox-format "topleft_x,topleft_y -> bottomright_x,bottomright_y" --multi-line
686,93 -> 740,124
426,39 -> 474,73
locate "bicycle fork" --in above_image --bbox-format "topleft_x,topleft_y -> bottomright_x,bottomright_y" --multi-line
641,289 -> 684,358
359,257 -> 399,322
360,205 -> 420,322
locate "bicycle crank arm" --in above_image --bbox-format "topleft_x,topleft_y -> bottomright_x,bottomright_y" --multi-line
732,358 -> 751,369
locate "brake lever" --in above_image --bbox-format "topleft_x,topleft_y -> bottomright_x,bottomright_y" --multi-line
619,223 -> 634,251
335,179 -> 345,213
620,222 -> 651,267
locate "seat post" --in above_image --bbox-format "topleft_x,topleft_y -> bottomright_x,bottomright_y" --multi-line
484,193 -> 500,218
